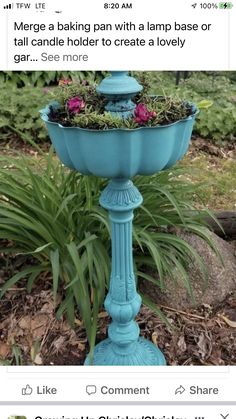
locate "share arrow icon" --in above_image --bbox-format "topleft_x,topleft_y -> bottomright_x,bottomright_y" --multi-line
175,385 -> 186,395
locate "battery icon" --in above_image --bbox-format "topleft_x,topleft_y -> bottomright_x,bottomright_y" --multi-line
219,2 -> 233,7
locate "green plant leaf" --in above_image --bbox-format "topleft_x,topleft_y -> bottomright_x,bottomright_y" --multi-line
0,266 -> 42,298
50,249 -> 60,303
141,294 -> 173,329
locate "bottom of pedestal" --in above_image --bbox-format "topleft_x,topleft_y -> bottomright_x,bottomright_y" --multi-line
84,337 -> 166,366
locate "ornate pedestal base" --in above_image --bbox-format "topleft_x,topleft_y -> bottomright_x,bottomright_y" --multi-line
85,179 -> 166,366
85,337 -> 166,365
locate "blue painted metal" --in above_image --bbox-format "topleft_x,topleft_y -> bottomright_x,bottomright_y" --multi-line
40,104 -> 197,178
40,72 -> 198,365
84,179 -> 166,365
96,71 -> 143,118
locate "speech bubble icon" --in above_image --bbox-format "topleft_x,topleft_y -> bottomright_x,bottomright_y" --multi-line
86,385 -> 97,395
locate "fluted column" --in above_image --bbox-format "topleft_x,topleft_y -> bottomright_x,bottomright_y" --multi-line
101,179 -> 142,353
85,179 -> 166,365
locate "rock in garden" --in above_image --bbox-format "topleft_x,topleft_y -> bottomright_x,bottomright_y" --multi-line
139,230 -> 236,310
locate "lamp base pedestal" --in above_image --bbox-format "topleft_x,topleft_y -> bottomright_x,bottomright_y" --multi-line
84,337 -> 166,366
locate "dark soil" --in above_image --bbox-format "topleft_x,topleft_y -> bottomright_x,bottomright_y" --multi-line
0,135 -> 50,156
0,246 -> 235,366
190,135 -> 236,159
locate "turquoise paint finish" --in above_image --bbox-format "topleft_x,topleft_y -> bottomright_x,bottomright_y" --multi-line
97,71 -> 143,118
97,72 -> 143,97
41,72 -> 198,366
84,179 -> 166,365
40,104 -> 197,178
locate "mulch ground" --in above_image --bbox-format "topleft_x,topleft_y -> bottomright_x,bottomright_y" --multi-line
0,251 -> 235,366
190,135 -> 236,160
0,136 -> 235,366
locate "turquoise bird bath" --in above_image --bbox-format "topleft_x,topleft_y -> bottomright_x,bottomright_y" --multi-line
41,71 -> 198,365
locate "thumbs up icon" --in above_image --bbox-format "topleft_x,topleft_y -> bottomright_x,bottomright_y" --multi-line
22,384 -> 33,395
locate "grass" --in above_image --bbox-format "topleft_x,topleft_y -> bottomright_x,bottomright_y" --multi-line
180,152 -> 236,210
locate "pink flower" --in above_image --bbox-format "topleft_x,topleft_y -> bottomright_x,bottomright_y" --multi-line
59,78 -> 72,86
134,103 -> 156,125
67,97 -> 85,114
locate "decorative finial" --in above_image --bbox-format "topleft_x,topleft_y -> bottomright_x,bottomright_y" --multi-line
96,71 -> 143,118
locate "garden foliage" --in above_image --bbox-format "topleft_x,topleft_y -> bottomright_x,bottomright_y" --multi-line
8,417 -> 26,419
0,151 -> 220,353
148,72 -> 236,142
0,72 -> 235,145
0,71 -> 104,87
178,74 -> 236,141
0,83 -> 49,145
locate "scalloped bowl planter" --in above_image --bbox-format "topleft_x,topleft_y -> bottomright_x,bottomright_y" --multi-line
40,103 -> 198,178
40,76 -> 198,365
